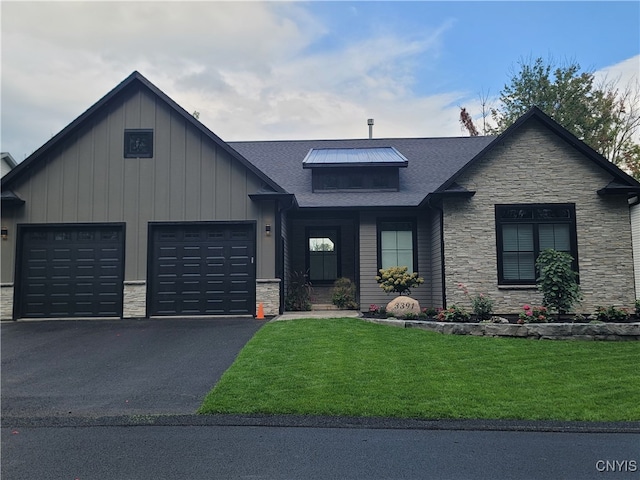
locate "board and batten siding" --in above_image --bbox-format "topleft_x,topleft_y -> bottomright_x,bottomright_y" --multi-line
358,210 -> 431,311
0,86 -> 277,284
442,119 -> 636,313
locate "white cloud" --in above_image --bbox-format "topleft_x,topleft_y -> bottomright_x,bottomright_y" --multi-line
1,1 -> 462,159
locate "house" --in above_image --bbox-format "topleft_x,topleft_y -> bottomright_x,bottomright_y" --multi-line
2,71 -> 639,320
1,152 -> 18,178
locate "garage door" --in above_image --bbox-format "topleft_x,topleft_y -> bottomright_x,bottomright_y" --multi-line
147,222 -> 256,316
15,224 -> 125,319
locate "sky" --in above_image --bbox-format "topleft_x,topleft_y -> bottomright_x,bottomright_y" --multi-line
2,1 -> 639,162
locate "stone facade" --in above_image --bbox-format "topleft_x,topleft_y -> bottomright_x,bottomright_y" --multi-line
442,120 -> 636,314
366,318 -> 640,341
256,278 -> 281,317
123,282 -> 147,318
1,285 -> 13,320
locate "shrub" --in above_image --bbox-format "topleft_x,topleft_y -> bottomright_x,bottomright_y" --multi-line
331,277 -> 358,309
375,266 -> 424,295
518,304 -> 548,324
422,306 -> 437,318
437,305 -> 470,322
593,306 -> 630,323
536,249 -> 581,314
403,312 -> 418,320
285,271 -> 312,311
457,283 -> 493,320
636,299 -> 640,316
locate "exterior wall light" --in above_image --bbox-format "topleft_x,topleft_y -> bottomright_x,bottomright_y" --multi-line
1,226 -> 7,240
265,224 -> 271,236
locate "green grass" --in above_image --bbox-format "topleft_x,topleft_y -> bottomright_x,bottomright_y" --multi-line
198,318 -> 640,421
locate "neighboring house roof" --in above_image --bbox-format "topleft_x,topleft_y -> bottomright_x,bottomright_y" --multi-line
1,152 -> 17,178
1,71 -> 284,194
230,136 -> 495,208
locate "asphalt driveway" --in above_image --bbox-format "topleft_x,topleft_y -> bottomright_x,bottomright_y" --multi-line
1,317 -> 264,418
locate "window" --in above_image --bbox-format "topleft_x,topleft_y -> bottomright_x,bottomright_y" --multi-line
312,167 -> 399,192
378,220 -> 416,273
496,204 -> 578,284
124,129 -> 153,158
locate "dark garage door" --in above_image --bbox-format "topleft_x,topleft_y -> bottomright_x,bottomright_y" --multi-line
15,224 -> 125,319
147,222 -> 256,316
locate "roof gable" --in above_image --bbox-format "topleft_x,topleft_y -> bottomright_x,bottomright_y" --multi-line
434,106 -> 640,196
2,72 -> 284,193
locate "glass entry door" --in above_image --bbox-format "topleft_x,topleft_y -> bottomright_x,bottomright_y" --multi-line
307,228 -> 339,283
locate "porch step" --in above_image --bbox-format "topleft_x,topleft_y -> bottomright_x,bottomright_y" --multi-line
311,303 -> 339,311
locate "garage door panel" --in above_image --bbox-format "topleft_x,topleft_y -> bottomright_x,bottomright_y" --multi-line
16,224 -> 125,319
148,223 -> 255,316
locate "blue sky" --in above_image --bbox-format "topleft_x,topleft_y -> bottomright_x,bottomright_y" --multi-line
2,1 -> 639,162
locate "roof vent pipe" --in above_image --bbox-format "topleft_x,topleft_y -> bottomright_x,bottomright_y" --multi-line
367,118 -> 374,139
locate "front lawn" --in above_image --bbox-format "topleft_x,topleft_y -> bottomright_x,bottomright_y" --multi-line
198,318 -> 640,421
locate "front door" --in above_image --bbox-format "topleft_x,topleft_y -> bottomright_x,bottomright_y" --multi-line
307,228 -> 340,283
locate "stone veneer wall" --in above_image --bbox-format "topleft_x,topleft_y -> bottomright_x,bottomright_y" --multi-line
256,278 -> 281,316
442,120 -> 636,314
123,281 -> 147,318
1,284 -> 13,320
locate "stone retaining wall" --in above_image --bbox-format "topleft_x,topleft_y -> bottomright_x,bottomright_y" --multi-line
364,318 -> 640,341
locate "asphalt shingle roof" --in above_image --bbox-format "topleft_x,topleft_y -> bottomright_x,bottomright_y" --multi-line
229,136 -> 496,208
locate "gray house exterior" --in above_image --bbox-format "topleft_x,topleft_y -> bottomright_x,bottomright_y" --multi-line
2,71 -> 639,320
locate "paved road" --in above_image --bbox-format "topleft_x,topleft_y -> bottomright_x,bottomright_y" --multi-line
1,317 -> 264,417
2,423 -> 638,479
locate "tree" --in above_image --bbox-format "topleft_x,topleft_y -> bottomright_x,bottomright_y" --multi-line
488,57 -> 640,177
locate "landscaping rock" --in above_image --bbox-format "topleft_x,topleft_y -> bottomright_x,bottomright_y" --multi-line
386,296 -> 421,317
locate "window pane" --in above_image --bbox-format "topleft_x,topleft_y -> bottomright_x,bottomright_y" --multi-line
396,230 -> 412,249
539,224 -> 570,251
396,251 -> 414,273
381,231 -> 397,250
503,224 -> 533,251
381,251 -> 398,270
503,252 -> 535,280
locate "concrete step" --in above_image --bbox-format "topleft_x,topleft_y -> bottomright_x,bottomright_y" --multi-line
311,303 -> 339,311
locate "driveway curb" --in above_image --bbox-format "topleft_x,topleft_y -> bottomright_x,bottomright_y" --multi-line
3,414 -> 638,433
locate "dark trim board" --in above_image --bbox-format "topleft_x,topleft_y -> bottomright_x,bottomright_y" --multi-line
146,221 -> 257,317
13,222 -> 126,320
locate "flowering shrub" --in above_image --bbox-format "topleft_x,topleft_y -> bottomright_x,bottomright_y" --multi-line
518,304 -> 548,324
437,305 -> 470,322
593,306 -> 630,323
376,266 -> 424,295
457,283 -> 494,320
369,304 -> 380,313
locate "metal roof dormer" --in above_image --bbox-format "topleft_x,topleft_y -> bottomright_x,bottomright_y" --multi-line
302,147 -> 409,169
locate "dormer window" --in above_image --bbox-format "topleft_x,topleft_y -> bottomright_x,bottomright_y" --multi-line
303,147 -> 407,192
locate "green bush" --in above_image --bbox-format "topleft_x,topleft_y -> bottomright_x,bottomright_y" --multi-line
593,306 -> 631,323
437,305 -> 471,322
331,278 -> 358,309
536,249 -> 581,314
376,266 -> 424,295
